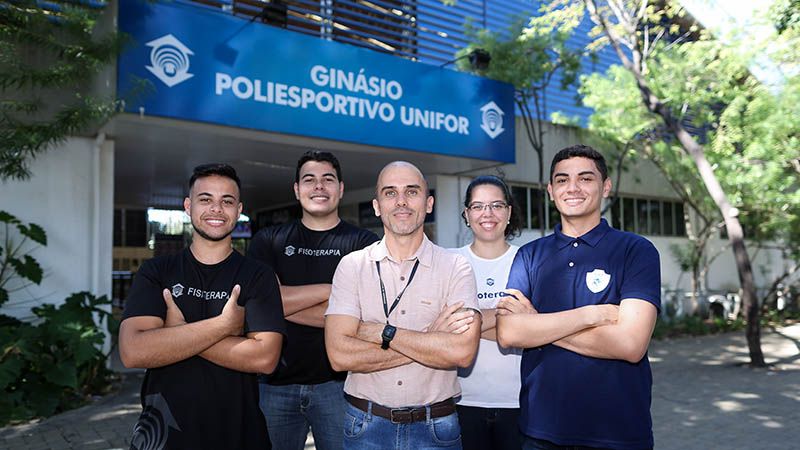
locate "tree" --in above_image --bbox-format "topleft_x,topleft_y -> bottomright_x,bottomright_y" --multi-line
456,16 -> 583,235
538,0 -> 800,366
578,65 -> 724,296
0,0 -> 125,181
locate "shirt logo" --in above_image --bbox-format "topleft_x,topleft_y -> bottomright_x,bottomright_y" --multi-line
586,269 -> 611,293
171,283 -> 184,298
145,34 -> 194,87
284,246 -> 341,257
486,277 -> 495,286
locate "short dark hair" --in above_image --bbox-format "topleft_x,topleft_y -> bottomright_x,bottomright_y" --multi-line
295,150 -> 342,183
461,175 -> 522,239
189,163 -> 242,193
549,145 -> 608,181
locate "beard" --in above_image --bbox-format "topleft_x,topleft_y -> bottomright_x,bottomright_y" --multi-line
191,216 -> 235,242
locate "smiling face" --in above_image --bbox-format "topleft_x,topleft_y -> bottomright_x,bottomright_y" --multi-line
294,160 -> 343,220
465,184 -> 510,244
184,174 -> 242,243
373,163 -> 433,238
547,156 -> 611,227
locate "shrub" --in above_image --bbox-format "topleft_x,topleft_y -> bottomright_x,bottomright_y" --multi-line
0,292 -> 119,425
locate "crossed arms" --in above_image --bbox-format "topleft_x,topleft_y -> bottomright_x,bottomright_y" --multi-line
119,285 -> 283,373
325,302 -> 481,372
496,289 -> 657,364
278,280 -> 330,328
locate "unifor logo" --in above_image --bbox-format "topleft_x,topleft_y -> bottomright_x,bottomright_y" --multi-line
145,34 -> 194,87
171,283 -> 184,298
480,101 -> 505,139
486,277 -> 495,286
285,245 -> 296,257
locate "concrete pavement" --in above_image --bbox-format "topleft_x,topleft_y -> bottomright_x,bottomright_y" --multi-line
2,324 -> 798,449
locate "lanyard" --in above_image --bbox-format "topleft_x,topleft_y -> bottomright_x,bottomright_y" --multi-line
376,259 -> 420,323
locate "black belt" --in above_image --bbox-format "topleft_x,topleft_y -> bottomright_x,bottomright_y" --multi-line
345,394 -> 456,424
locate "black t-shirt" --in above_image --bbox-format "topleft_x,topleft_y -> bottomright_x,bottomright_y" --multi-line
247,219 -> 378,385
121,248 -> 285,450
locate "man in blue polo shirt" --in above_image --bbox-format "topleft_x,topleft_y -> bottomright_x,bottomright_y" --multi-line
496,145 -> 660,449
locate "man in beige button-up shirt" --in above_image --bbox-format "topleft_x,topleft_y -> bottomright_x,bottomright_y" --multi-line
325,161 -> 481,449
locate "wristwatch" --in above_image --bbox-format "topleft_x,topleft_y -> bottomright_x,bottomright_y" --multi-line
381,324 -> 396,350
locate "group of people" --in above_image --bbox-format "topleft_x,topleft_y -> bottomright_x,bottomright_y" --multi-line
119,144 -> 661,450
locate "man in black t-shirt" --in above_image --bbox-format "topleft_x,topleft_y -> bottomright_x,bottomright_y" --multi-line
248,150 -> 378,450
120,163 -> 285,450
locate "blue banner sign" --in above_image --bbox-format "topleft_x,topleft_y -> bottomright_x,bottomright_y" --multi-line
118,0 -> 515,162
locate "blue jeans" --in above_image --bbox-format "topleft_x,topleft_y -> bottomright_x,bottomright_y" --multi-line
342,401 -> 462,449
456,405 -> 521,450
259,380 -> 346,450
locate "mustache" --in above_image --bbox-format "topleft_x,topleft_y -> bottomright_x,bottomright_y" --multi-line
391,207 -> 415,215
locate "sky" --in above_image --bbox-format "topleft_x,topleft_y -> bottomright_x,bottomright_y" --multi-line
681,0 -> 768,32
682,0 -> 784,85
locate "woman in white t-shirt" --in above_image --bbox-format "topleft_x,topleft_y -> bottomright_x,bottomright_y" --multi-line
452,175 -> 523,450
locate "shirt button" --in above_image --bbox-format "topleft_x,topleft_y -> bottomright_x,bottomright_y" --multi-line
397,380 -> 403,386
400,276 -> 406,281
400,310 -> 406,315
573,242 -> 578,247
569,262 -> 574,267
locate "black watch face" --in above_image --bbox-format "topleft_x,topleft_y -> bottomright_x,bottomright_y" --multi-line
382,325 -> 396,339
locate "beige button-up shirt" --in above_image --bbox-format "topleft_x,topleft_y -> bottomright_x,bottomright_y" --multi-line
326,234 -> 478,408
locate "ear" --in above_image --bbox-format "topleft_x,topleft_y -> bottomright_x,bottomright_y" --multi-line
547,182 -> 553,201
237,202 -> 243,220
372,198 -> 381,217
426,195 -> 434,214
184,196 -> 191,216
602,177 -> 611,198
293,182 -> 300,200
339,181 -> 344,198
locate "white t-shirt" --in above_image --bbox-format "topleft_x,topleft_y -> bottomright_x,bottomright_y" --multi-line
451,244 -> 522,408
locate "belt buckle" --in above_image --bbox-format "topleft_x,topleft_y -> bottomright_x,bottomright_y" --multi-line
389,407 -> 413,424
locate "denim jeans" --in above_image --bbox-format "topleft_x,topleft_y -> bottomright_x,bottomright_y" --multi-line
456,404 -> 521,450
342,401 -> 462,450
258,380 -> 346,450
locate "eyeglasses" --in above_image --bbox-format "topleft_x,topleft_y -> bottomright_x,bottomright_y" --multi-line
467,202 -> 508,213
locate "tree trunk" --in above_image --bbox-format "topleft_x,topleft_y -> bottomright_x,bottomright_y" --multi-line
672,126 -> 765,366
582,0 -> 765,366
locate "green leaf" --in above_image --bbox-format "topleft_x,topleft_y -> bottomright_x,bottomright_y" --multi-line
0,210 -> 19,224
19,223 -> 46,246
42,357 -> 79,389
0,353 -> 26,390
25,379 -> 62,417
7,255 -> 43,284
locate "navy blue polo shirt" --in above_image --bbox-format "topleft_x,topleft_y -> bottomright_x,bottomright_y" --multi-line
507,219 -> 660,449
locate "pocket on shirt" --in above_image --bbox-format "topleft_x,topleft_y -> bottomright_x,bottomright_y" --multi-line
414,299 -> 442,331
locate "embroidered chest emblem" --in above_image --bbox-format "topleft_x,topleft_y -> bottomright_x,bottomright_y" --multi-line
486,277 -> 495,286
285,245 -> 296,256
171,283 -> 184,298
585,269 -> 611,293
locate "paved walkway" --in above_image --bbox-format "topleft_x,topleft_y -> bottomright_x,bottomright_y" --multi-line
2,324 -> 798,449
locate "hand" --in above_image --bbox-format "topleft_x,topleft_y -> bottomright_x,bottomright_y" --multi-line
588,304 -> 619,326
497,289 -> 537,315
219,285 -> 245,336
163,289 -> 186,327
428,301 -> 475,334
